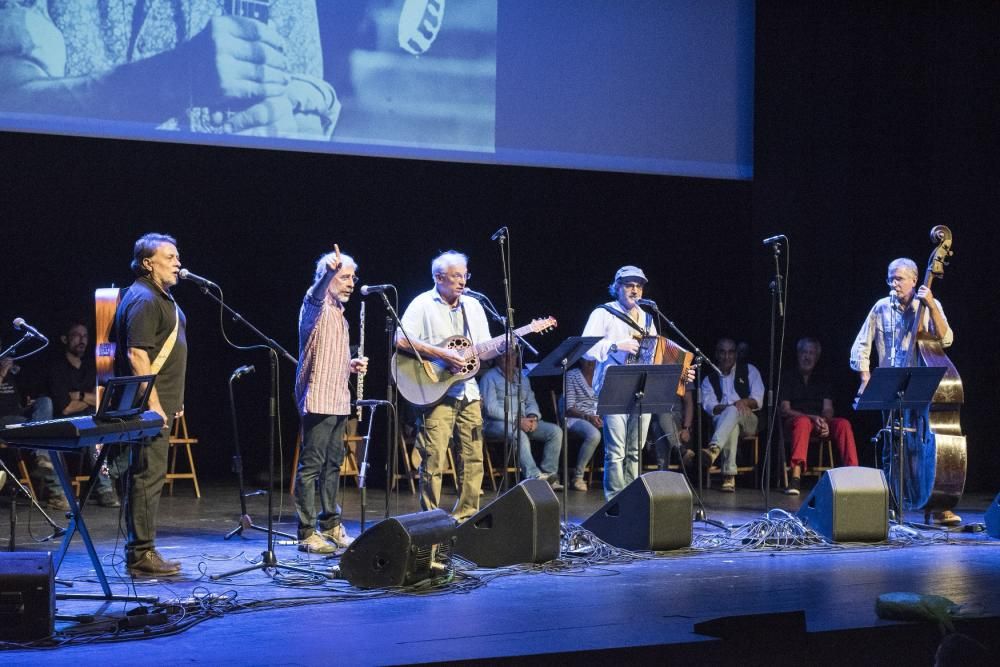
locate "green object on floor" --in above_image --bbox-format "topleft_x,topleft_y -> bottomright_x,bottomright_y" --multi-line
875,592 -> 960,631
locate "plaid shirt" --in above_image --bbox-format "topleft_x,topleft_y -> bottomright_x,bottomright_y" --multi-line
295,292 -> 351,416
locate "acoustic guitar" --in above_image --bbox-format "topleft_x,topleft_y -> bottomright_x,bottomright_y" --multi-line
392,317 -> 557,406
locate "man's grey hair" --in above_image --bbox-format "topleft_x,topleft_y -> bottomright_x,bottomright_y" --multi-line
314,252 -> 357,282
887,257 -> 919,282
431,250 -> 468,280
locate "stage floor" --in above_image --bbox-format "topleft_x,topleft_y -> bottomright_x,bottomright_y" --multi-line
2,477 -> 999,665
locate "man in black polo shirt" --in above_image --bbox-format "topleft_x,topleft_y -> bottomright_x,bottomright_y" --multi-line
779,337 -> 858,496
43,321 -> 119,507
113,233 -> 187,577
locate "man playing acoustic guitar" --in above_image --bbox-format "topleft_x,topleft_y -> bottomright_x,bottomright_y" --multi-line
396,251 -> 497,522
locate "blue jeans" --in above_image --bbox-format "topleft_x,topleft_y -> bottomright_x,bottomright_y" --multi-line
567,418 -> 601,480
483,418 -> 563,479
602,412 -> 651,500
2,397 -> 63,499
294,413 -> 348,539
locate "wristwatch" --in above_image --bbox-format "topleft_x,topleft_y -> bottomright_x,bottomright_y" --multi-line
610,343 -> 618,354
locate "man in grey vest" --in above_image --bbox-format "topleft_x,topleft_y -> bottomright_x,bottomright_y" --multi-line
700,338 -> 764,492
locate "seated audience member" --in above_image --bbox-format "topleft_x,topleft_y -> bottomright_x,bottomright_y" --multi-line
700,338 -> 764,492
781,337 -> 859,496
651,387 -> 695,472
0,351 -> 68,510
564,359 -> 603,491
480,348 -> 564,490
43,321 -> 119,507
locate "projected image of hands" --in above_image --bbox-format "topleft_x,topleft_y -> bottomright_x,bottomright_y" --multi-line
0,0 -> 496,151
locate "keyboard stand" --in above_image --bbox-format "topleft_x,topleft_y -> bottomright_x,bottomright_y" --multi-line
29,443 -> 158,603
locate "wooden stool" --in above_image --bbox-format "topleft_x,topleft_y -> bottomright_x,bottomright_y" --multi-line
166,413 -> 201,498
288,418 -> 363,496
391,428 -> 417,495
802,437 -> 835,477
0,443 -> 36,497
707,433 -> 759,487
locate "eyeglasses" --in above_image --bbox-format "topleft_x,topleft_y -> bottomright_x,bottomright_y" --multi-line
438,272 -> 471,281
886,275 -> 912,285
336,273 -> 360,284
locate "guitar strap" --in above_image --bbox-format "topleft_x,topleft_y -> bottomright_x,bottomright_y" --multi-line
151,300 -> 180,374
599,303 -> 650,336
459,301 -> 472,338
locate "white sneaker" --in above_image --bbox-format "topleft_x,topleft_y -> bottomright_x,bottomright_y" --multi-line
298,533 -> 336,554
321,524 -> 355,549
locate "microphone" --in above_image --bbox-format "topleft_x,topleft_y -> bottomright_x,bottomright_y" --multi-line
490,226 -> 508,241
360,284 -> 393,296
357,399 -> 391,407
231,364 -> 255,381
178,268 -> 217,287
636,298 -> 658,309
762,234 -> 786,245
462,288 -> 487,300
12,318 -> 47,341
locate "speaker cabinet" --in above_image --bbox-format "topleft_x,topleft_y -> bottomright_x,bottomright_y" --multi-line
986,492 -> 1000,539
454,478 -> 560,567
0,552 -> 54,641
582,471 -> 692,550
339,509 -> 456,589
797,467 -> 888,542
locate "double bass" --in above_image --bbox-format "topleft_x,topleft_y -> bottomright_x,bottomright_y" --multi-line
898,226 -> 966,521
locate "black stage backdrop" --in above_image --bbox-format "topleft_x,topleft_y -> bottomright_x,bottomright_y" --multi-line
1,3 -> 997,493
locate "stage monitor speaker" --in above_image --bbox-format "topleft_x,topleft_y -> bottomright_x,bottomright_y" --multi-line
0,551 -> 54,641
797,467 -> 888,542
339,509 -> 455,590
582,471 -> 692,551
986,492 -> 1000,539
454,478 -> 560,567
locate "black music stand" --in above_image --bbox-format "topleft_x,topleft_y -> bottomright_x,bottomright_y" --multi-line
528,336 -> 601,522
596,365 -> 682,499
854,366 -> 946,522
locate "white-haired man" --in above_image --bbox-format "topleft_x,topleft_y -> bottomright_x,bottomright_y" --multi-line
850,256 -> 957,525
294,245 -> 367,553
397,251 -> 498,521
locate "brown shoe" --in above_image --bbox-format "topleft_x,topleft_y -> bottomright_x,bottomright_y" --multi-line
701,445 -> 721,469
931,510 -> 962,526
128,550 -> 181,577
720,475 -> 736,492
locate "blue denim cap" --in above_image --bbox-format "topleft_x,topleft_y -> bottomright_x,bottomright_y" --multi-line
614,265 -> 648,284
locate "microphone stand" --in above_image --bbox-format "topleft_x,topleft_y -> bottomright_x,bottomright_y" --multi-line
1,456 -> 66,550
355,400 -> 394,532
641,303 -> 726,530
377,290 -> 413,519
471,291 -> 538,495
493,228 -> 520,491
763,240 -> 787,510
191,286 -> 317,581
224,367 -> 292,540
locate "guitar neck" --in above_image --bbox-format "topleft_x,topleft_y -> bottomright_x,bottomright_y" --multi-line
474,324 -> 540,357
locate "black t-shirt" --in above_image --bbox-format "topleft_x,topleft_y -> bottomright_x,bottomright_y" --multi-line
779,370 -> 832,417
45,353 -> 96,417
0,376 -> 23,417
113,277 -> 187,414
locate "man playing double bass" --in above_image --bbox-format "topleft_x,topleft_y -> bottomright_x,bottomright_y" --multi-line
850,257 -> 958,525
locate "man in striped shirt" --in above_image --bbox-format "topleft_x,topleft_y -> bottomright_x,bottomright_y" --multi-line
294,245 -> 368,554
